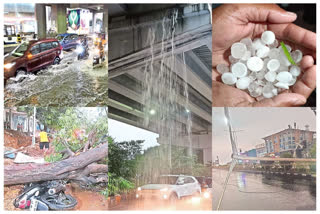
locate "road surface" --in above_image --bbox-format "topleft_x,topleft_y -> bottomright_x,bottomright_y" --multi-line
212,168 -> 316,210
109,196 -> 212,210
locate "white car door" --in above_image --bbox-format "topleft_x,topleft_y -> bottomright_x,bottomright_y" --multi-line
175,176 -> 187,197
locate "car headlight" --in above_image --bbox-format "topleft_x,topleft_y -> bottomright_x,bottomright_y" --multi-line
4,62 -> 16,69
160,188 -> 168,192
137,187 -> 141,191
203,192 -> 210,199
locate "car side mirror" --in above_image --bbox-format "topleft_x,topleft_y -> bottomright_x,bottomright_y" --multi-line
177,181 -> 184,185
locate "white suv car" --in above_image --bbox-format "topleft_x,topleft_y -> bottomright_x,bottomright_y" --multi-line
136,175 -> 201,201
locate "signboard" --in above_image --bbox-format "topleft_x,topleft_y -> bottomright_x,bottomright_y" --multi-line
67,8 -> 91,34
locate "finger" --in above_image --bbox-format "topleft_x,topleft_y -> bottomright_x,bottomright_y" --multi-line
291,65 -> 316,99
250,93 -> 306,107
269,23 -> 316,52
212,81 -> 255,107
300,55 -> 315,71
243,4 -> 297,24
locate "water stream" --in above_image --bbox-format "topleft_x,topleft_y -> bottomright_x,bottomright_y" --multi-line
4,48 -> 108,107
141,9 -> 193,176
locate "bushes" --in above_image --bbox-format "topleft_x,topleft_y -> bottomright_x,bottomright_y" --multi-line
104,173 -> 135,198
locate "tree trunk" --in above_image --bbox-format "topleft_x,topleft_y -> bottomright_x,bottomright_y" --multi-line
4,143 -> 108,186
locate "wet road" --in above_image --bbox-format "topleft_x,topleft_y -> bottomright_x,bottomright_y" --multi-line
4,49 -> 108,107
109,196 -> 212,210
212,169 -> 316,210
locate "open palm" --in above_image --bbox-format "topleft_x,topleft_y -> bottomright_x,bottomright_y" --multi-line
212,4 -> 316,107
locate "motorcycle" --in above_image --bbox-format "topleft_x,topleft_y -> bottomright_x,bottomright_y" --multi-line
76,39 -> 89,61
14,180 -> 77,211
92,44 -> 106,66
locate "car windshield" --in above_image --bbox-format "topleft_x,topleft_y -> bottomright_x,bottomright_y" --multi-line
12,42 -> 29,57
157,176 -> 178,185
56,35 -> 64,41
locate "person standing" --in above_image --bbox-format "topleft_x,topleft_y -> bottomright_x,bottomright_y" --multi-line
39,128 -> 50,154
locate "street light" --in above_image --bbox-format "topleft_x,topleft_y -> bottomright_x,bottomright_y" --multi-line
149,109 -> 156,115
224,117 -> 228,125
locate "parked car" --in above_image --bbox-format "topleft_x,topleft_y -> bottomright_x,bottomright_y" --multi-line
135,175 -> 201,202
4,39 -> 63,81
56,33 -> 80,50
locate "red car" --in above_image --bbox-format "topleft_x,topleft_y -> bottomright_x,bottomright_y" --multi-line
4,39 -> 63,81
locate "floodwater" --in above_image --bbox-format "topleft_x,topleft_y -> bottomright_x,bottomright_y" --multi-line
4,49 -> 108,107
66,184 -> 108,210
109,196 -> 212,210
212,168 -> 316,210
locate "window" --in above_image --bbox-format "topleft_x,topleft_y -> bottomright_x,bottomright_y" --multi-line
52,41 -> 59,48
184,177 -> 195,184
40,42 -> 52,52
71,34 -> 78,40
30,44 -> 40,55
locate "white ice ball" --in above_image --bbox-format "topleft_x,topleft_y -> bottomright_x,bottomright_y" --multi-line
247,57 -> 264,72
236,77 -> 251,90
261,31 -> 275,45
231,42 -> 247,59
267,59 -> 280,72
221,72 -> 237,85
276,71 -> 293,83
231,62 -> 248,78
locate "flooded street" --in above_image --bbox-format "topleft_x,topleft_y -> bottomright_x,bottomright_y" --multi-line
4,50 -> 108,107
66,184 -> 108,210
212,169 -> 316,210
109,196 -> 212,210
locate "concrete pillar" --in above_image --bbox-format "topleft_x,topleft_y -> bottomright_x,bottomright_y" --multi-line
92,12 -> 96,33
57,4 -> 68,34
102,6 -> 108,34
35,4 -> 46,39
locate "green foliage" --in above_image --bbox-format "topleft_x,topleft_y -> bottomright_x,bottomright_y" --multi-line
108,138 -> 144,180
309,143 -> 316,173
280,41 -> 296,65
280,152 -> 292,158
106,173 -> 135,197
45,153 -> 63,162
310,143 -> 316,158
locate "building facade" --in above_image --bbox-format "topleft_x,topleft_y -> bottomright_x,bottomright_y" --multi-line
262,124 -> 315,157
255,143 -> 267,157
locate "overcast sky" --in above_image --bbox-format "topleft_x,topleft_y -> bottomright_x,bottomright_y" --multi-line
108,119 -> 159,150
212,107 -> 316,165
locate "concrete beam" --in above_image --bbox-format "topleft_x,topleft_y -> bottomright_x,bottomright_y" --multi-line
126,69 -> 211,124
109,81 -> 206,132
109,24 -> 212,77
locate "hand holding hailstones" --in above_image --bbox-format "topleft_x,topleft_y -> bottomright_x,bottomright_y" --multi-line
217,31 -> 303,99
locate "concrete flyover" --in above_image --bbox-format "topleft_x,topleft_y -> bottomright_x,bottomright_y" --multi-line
108,4 -> 212,164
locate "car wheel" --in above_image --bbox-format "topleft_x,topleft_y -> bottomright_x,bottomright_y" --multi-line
16,69 -> 26,81
53,57 -> 60,65
169,193 -> 178,206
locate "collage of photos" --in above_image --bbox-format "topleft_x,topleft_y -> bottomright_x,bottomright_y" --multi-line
2,2 -> 317,212
212,3 -> 316,211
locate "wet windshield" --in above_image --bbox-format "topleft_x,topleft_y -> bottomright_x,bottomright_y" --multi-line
12,42 -> 29,57
157,176 -> 178,185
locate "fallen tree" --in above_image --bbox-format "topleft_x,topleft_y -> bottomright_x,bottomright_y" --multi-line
4,143 -> 108,186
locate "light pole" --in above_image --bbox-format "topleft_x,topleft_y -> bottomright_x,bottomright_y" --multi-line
32,107 -> 36,146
